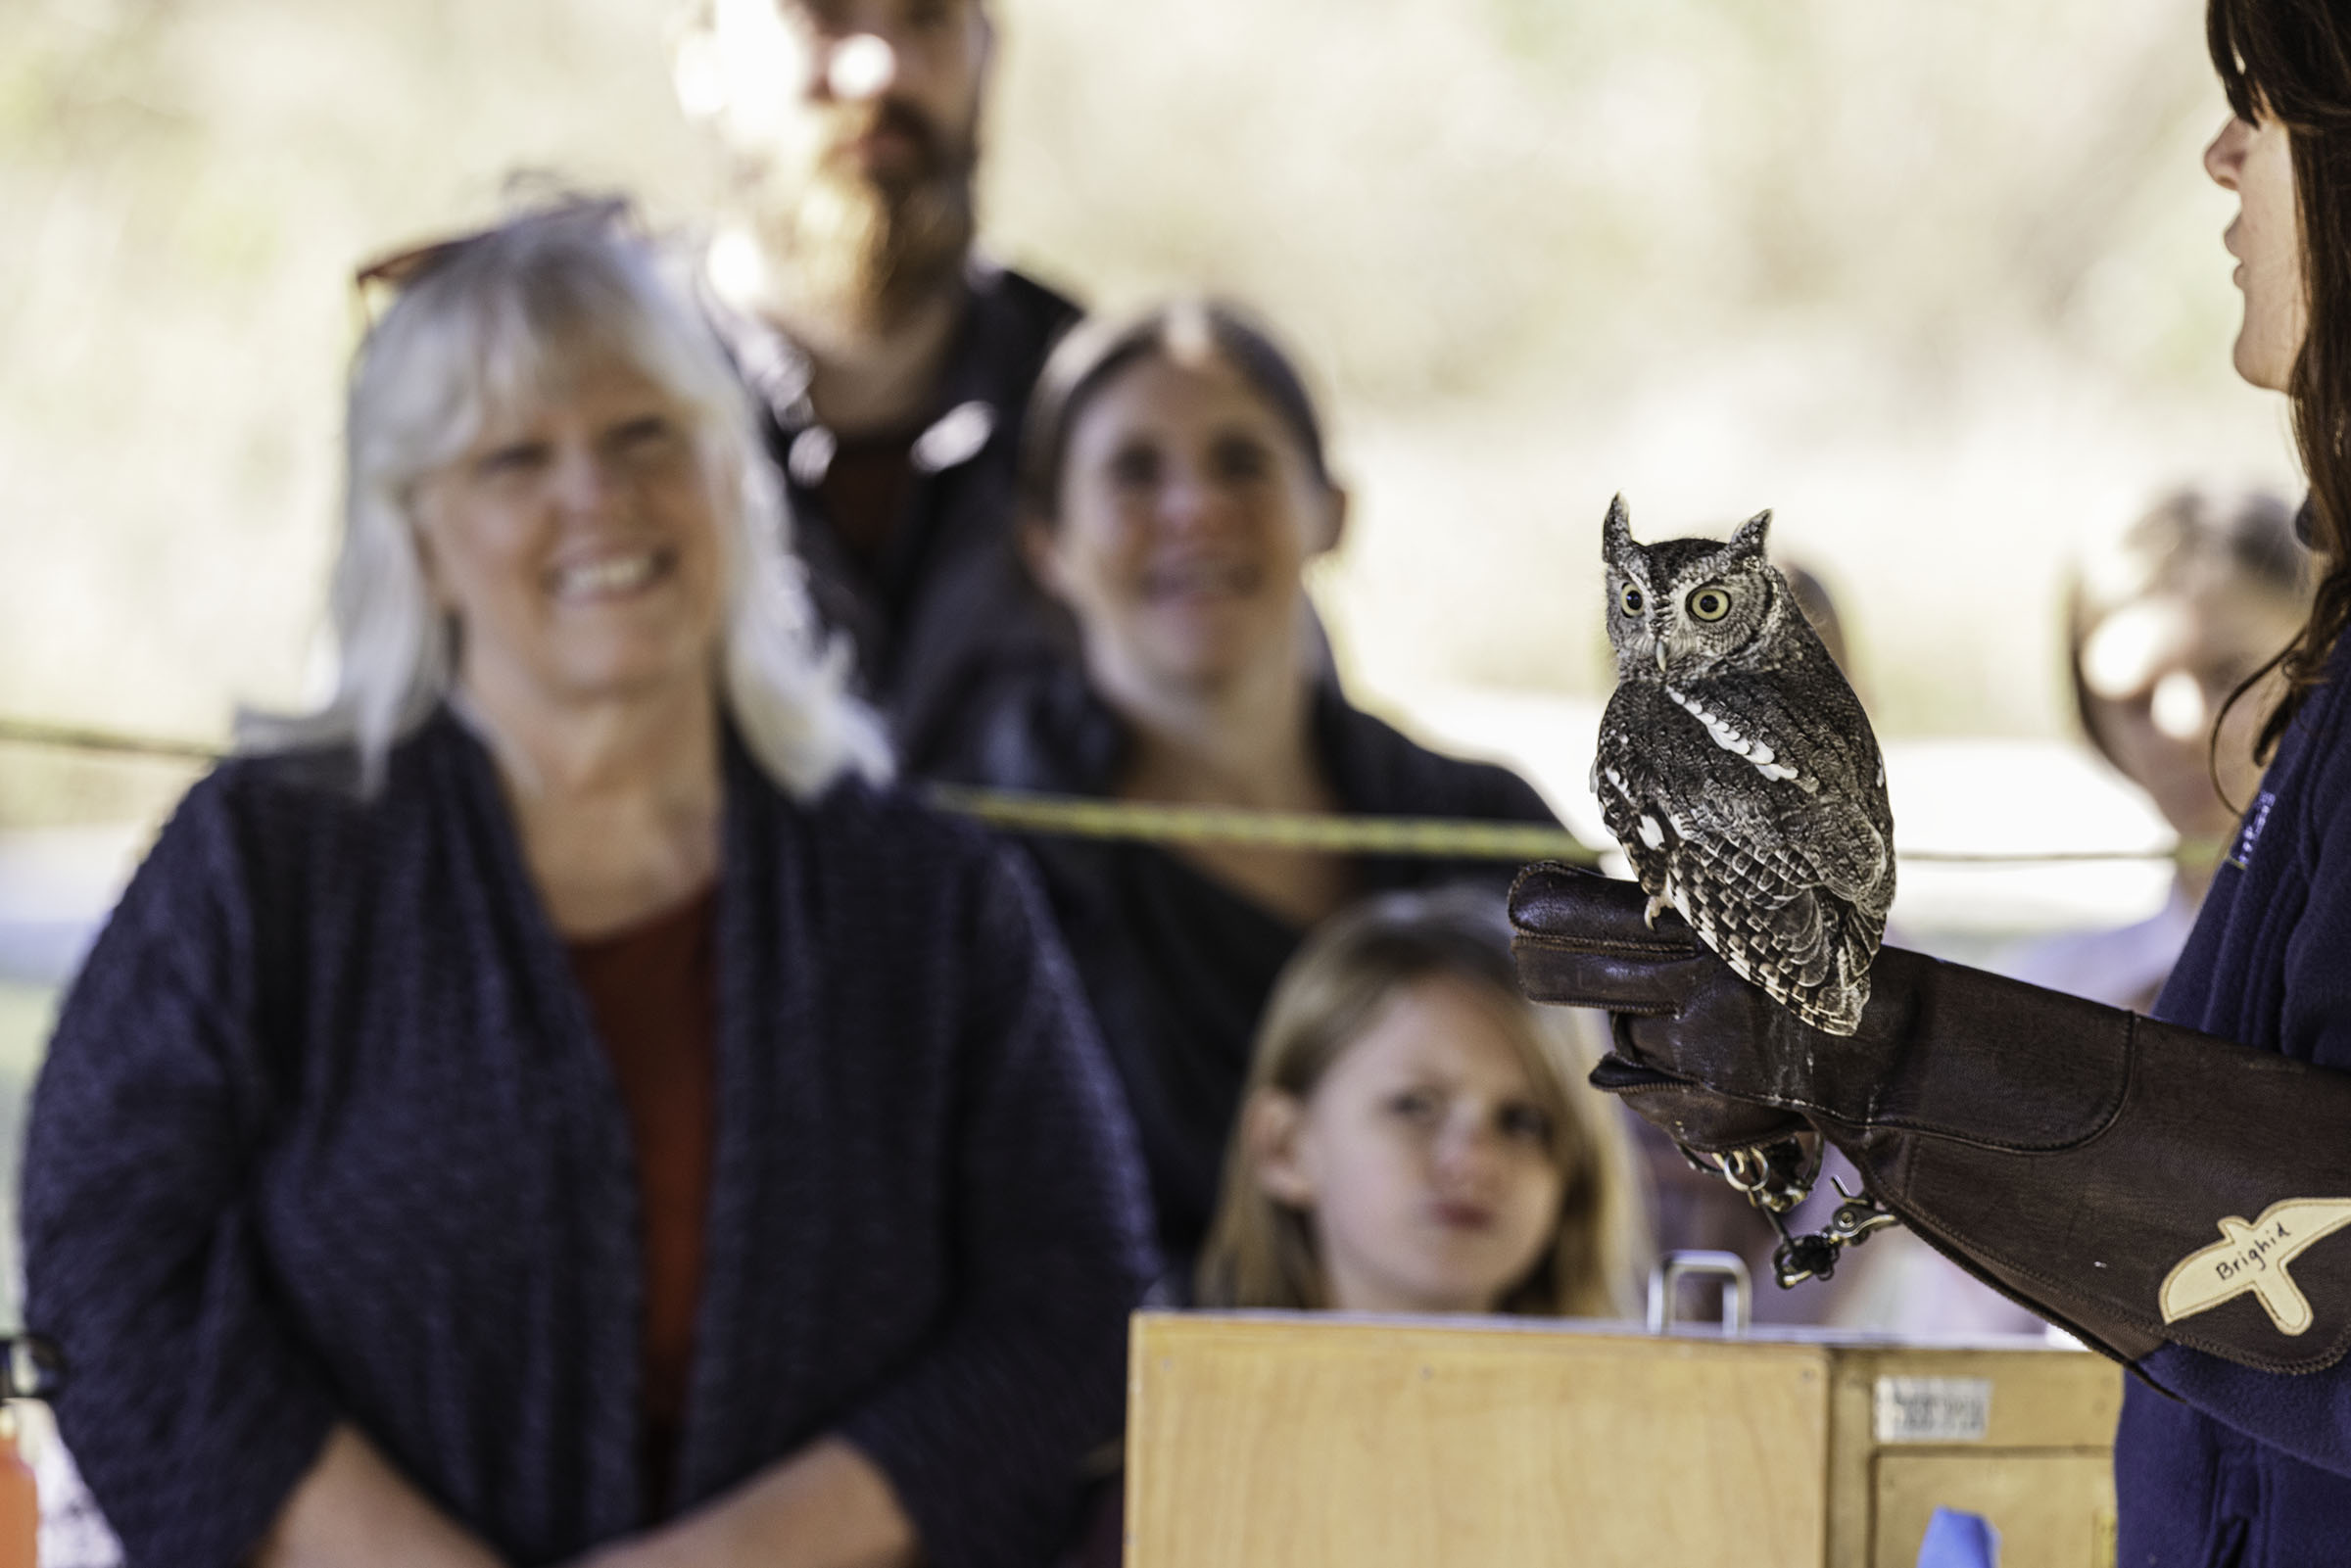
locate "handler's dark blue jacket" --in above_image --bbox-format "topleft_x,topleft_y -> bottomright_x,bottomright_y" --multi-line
21,710 -> 1156,1568
2128,633 -> 2351,1565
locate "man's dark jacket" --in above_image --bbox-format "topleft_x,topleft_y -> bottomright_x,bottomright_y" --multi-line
733,259 -> 1080,776
22,710 -> 1155,1568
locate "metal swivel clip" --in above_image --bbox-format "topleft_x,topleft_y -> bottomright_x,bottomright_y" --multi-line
1686,1137 -> 1901,1288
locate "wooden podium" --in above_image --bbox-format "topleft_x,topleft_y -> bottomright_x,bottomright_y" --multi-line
1126,1312 -> 2120,1567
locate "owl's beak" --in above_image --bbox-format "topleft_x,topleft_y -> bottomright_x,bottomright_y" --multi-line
1654,641 -> 1668,675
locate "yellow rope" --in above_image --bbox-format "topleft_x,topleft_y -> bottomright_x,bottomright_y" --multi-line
0,718 -> 218,763
925,784 -> 1599,864
0,716 -> 2218,867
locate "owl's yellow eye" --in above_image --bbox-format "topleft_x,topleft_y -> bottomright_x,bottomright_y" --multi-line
1688,586 -> 1732,622
1619,586 -> 1645,617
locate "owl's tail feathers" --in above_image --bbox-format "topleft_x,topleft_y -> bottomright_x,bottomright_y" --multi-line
1719,935 -> 1870,1035
1746,888 -> 1878,1034
1784,974 -> 1868,1036
1795,909 -> 1885,1034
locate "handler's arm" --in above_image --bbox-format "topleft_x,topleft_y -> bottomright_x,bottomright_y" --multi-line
2090,784 -> 2351,1474
1512,863 -> 2351,1477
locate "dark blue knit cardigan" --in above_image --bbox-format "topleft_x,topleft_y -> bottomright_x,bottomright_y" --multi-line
20,709 -> 1157,1568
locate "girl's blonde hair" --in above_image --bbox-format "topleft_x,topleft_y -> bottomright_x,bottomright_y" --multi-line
1196,887 -> 1651,1318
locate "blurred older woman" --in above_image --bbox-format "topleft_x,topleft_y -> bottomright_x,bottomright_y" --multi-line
947,302 -> 1568,1272
23,203 -> 1153,1568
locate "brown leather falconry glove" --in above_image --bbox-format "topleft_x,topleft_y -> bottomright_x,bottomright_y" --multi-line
1511,862 -> 2351,1376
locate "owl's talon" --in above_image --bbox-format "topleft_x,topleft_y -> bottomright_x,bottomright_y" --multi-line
1643,892 -> 1668,928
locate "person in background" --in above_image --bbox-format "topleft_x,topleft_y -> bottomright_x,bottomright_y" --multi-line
2005,486 -> 2310,1012
668,0 -> 1079,773
22,203 -> 1153,1568
948,299 -> 1570,1275
1781,561 -> 1853,687
1197,888 -> 1649,1317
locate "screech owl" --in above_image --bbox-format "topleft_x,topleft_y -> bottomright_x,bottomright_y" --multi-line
1592,495 -> 1895,1035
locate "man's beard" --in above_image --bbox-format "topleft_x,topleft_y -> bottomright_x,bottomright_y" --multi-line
744,99 -> 978,345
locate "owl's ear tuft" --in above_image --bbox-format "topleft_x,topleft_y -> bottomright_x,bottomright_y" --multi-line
1730,508 -> 1773,556
1602,494 -> 1634,561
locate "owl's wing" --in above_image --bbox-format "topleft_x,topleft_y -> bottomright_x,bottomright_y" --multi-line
1596,663 -> 1892,1032
1656,667 -> 1894,912
1593,684 -> 1677,898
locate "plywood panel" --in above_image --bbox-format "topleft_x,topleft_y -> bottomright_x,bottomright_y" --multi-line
1823,1344 -> 2123,1561
1128,1313 -> 1833,1568
1831,1345 -> 2124,1448
1873,1451 -> 2117,1568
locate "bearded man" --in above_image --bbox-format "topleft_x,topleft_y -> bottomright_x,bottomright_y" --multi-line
672,0 -> 1080,774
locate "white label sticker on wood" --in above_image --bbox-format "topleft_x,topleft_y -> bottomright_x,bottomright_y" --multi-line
1873,1376 -> 1992,1444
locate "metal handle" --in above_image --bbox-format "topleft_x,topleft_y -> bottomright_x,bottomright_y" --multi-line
1647,1250 -> 1751,1336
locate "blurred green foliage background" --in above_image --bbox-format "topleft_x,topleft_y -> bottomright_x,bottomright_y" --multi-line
0,0 -> 2304,778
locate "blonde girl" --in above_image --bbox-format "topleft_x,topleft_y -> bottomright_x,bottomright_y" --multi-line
1197,888 -> 1649,1317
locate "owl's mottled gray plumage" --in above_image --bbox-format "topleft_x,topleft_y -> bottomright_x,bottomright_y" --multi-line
1592,496 -> 1894,1034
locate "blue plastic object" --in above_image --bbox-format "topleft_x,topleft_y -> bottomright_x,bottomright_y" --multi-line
1915,1506 -> 2000,1568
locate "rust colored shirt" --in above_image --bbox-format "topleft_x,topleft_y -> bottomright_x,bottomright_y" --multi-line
567,887 -> 719,1513
819,426 -> 922,579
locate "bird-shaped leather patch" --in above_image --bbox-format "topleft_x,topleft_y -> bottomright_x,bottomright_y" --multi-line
2159,1198 -> 2351,1336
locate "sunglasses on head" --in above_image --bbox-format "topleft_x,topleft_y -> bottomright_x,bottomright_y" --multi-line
350,195 -> 639,326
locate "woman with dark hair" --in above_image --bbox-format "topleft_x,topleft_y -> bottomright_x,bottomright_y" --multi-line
1513,0 -> 2351,1558
945,301 -> 1573,1273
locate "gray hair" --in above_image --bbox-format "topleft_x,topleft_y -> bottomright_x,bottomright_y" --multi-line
241,201 -> 891,798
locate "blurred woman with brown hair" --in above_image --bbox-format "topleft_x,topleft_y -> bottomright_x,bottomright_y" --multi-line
946,301 -> 1570,1278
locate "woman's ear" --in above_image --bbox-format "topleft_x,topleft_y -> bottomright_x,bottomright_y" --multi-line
408,502 -> 454,611
1019,514 -> 1071,604
1314,484 -> 1351,558
1243,1088 -> 1317,1208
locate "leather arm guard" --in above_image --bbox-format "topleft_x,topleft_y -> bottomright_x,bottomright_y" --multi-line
1511,862 -> 2351,1374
